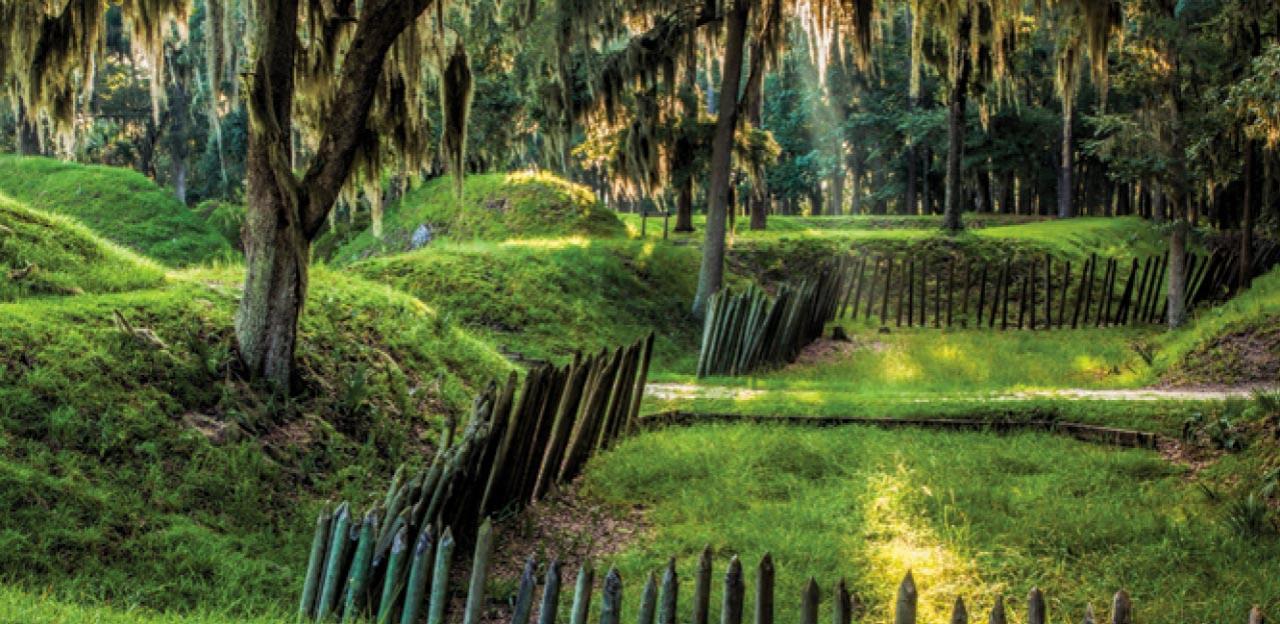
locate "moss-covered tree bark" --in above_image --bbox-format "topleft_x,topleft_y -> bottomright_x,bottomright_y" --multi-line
692,0 -> 750,317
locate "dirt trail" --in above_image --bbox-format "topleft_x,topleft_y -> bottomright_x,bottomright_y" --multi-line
645,382 -> 1277,402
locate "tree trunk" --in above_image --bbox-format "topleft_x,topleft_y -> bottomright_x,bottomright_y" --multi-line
691,0 -> 749,318
16,101 -> 40,156
830,166 -> 845,216
1152,186 -> 1166,223
1240,140 -> 1258,289
676,183 -> 695,232
944,54 -> 970,232
745,34 -> 768,231
1058,100 -> 1074,218
1166,218 -> 1188,329
674,42 -> 698,233
237,0 -> 305,389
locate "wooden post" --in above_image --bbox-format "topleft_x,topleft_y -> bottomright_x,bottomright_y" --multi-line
425,528 -> 456,624
1249,606 -> 1265,624
904,259 -> 914,328
801,578 -> 819,624
848,258 -> 867,320
511,557 -> 538,624
1057,261 -> 1071,329
1043,255 -> 1052,329
1099,258 -> 1117,327
1116,258 -> 1139,325
881,258 -> 894,326
694,547 -> 712,624
976,264 -> 988,327
1147,252 -> 1168,323
570,564 -> 595,624
1131,256 -> 1153,325
960,258 -> 974,327
1079,254 -> 1096,328
1026,260 -> 1035,330
601,568 -> 623,624
988,596 -> 1006,624
1027,588 -> 1046,624
1110,591 -> 1131,624
834,580 -> 852,624
723,557 -> 744,624
893,572 -> 917,624
658,559 -> 678,624
1000,259 -> 1011,331
538,560 -> 563,624
950,597 -> 968,624
755,554 -> 774,624
937,258 -> 946,328
864,258 -> 881,321
638,572 -> 658,624
920,256 -> 929,327
1083,604 -> 1096,624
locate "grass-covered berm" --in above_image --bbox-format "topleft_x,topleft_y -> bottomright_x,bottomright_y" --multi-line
0,156 -> 232,265
0,197 -> 512,617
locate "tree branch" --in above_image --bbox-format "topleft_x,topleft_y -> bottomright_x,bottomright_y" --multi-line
300,0 -> 435,239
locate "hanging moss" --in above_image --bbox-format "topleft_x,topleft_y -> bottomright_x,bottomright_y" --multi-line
440,38 -> 474,198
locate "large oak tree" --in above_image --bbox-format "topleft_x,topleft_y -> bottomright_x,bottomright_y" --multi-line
2,0 -> 468,388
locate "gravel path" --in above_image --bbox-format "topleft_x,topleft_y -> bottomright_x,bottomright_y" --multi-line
645,382 -> 1277,402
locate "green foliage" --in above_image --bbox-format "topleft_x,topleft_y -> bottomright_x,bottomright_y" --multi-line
353,238 -> 705,368
195,199 -> 245,251
0,194 -> 165,300
327,172 -> 626,263
0,156 -> 231,266
583,424 -> 1280,623
0,266 -> 510,614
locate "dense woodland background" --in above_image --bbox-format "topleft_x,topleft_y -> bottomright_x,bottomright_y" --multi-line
5,0 -> 1279,231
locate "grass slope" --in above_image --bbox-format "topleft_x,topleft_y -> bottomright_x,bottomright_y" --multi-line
330,172 -> 626,263
354,238 -> 714,368
0,156 -> 230,265
0,266 -> 510,615
0,193 -> 165,300
1158,266 -> 1280,386
581,424 -> 1280,624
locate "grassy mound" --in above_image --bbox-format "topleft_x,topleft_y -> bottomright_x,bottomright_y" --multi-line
0,267 -> 510,615
0,156 -> 231,266
581,424 -> 1279,623
354,239 -> 712,368
0,194 -> 165,300
1159,267 -> 1280,386
722,217 -> 1167,285
329,172 -> 626,263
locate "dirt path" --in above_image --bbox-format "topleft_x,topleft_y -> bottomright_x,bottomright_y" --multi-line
645,382 -> 1277,402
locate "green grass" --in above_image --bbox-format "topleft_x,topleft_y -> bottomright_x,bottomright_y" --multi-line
328,172 -> 627,263
1157,266 -> 1280,385
579,424 -> 1280,624
0,193 -> 165,300
0,156 -> 231,265
0,585 -> 290,624
353,238 -> 718,368
0,265 -> 511,615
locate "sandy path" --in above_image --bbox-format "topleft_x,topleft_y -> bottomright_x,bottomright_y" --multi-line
644,382 -> 1277,402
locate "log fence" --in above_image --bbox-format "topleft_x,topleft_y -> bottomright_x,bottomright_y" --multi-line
298,335 -> 654,622
305,538 -> 1271,624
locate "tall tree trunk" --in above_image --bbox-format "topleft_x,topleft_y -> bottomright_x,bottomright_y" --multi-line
944,54 -> 970,231
745,33 -> 768,231
1240,140 -> 1258,289
1058,99 -> 1074,218
1167,218 -> 1188,329
1152,185 -> 1166,223
674,41 -> 698,233
238,0 -> 304,388
830,166 -> 844,216
921,149 -> 932,215
691,0 -> 749,318
16,101 -> 40,155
